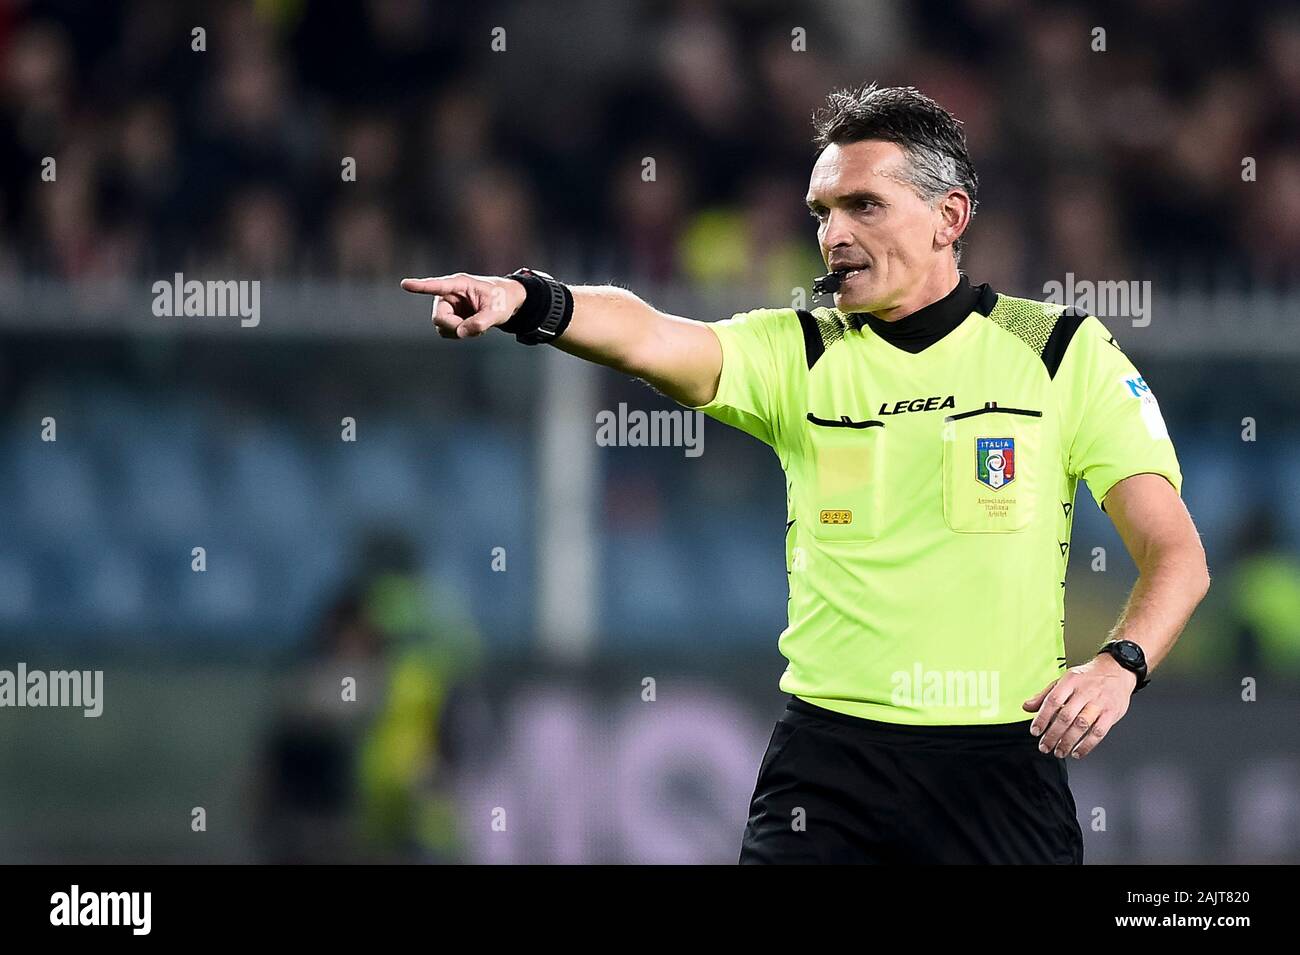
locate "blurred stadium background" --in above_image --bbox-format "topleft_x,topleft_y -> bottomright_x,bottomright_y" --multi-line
1,0 -> 1299,863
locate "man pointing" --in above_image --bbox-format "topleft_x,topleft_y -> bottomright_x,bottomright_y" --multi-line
402,84 -> 1210,864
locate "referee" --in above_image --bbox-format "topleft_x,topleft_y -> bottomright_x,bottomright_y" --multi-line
401,84 -> 1211,864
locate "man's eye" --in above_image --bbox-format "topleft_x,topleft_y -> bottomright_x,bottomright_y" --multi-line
856,199 -> 878,212
808,208 -> 826,221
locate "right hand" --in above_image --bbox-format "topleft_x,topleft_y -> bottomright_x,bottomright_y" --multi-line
399,272 -> 527,339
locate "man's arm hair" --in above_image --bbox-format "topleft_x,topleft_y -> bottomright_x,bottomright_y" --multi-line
553,286 -> 723,408
1101,472 -> 1211,674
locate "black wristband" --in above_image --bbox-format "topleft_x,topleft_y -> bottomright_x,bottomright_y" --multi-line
500,268 -> 574,345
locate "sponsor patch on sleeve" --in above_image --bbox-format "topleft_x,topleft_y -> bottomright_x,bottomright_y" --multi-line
1119,374 -> 1169,441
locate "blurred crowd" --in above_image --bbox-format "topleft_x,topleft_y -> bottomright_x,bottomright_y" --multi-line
2,0 -> 1299,296
2,0 -> 1298,867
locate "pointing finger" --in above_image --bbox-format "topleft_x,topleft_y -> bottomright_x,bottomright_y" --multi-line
401,275 -> 468,296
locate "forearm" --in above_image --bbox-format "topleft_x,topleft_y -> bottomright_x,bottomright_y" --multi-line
399,272 -> 721,407
547,285 -> 721,407
548,285 -> 665,373
1106,545 -> 1211,674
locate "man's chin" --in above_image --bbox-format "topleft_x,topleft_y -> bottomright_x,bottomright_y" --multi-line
833,289 -> 877,313
830,269 -> 878,312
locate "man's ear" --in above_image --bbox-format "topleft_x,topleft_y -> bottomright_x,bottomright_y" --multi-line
933,190 -> 972,253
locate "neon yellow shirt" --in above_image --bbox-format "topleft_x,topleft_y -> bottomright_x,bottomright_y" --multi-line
684,276 -> 1182,725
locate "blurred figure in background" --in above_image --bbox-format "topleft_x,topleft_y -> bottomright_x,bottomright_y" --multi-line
257,527 -> 483,863
1225,507 -> 1300,677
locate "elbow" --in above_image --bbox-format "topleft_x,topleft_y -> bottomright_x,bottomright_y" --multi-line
1196,557 -> 1213,602
1181,542 -> 1212,603
1141,537 -> 1211,601
1189,533 -> 1212,600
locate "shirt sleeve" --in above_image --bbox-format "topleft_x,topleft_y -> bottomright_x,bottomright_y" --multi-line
1056,314 -> 1183,512
680,307 -> 793,450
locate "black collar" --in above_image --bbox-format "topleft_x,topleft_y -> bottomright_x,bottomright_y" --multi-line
853,274 -> 997,353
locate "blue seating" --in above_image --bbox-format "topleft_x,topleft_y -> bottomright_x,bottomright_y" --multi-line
12,434 -> 101,543
215,422 -> 322,547
600,527 -> 696,644
0,547 -> 37,625
4,380 -> 1286,656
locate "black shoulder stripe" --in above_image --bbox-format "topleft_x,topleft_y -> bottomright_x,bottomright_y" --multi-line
1040,307 -> 1089,379
795,309 -> 825,371
974,283 -> 998,316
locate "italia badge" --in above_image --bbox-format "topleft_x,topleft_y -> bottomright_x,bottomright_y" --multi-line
976,437 -> 1015,490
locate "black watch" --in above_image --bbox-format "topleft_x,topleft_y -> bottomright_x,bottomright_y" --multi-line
1098,639 -> 1150,693
504,268 -> 569,345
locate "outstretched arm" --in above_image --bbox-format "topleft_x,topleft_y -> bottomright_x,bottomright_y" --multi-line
400,273 -> 723,407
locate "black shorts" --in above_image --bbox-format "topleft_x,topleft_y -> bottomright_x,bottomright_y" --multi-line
739,696 -> 1084,864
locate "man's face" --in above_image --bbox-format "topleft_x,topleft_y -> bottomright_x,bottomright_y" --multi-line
805,139 -> 947,313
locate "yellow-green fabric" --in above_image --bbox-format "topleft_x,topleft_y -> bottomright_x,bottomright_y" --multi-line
684,291 -> 1182,725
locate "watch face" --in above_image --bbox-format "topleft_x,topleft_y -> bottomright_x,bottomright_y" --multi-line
1118,643 -> 1141,664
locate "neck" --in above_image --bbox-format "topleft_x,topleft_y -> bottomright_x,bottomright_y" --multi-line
868,263 -> 961,322
853,271 -> 986,354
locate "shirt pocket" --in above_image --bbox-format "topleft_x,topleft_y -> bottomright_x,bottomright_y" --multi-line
804,412 -> 886,542
941,402 -> 1042,533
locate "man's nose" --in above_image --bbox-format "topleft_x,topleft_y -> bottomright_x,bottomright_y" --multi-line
822,208 -> 854,251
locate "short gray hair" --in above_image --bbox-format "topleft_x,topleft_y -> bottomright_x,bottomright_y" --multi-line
812,84 -> 979,262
